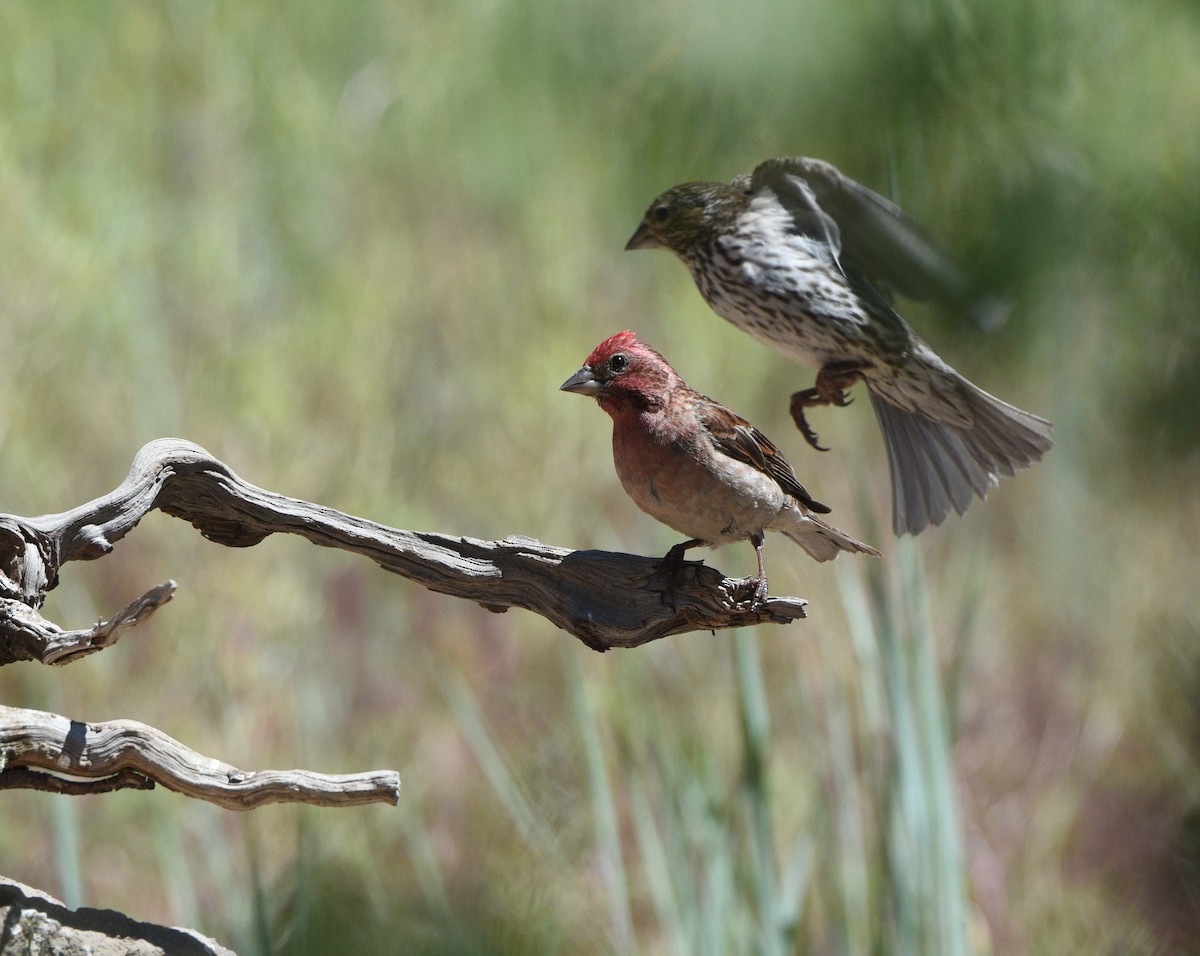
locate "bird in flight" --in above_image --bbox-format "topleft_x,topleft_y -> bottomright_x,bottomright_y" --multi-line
627,156 -> 1053,536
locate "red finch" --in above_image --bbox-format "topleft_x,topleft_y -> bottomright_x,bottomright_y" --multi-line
627,156 -> 1053,536
561,331 -> 879,603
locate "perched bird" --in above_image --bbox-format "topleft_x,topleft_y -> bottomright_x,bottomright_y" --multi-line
627,156 -> 1053,536
560,330 -> 879,604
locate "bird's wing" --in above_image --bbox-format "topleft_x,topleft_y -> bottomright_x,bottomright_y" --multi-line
749,157 -> 1009,330
698,400 -> 832,514
742,164 -> 845,259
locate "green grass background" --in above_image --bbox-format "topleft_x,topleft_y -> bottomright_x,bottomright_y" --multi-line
1,1 -> 1198,952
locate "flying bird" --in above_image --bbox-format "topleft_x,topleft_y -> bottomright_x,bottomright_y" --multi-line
627,156 -> 1053,536
561,330 -> 878,604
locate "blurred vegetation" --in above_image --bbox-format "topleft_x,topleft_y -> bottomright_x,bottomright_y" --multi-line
1,0 -> 1198,952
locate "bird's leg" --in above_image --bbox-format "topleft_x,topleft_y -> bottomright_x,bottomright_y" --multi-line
815,360 -> 870,405
789,392 -> 831,451
789,360 -> 873,451
749,531 -> 769,605
660,538 -> 704,609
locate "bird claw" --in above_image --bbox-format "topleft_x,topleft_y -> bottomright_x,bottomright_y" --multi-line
789,362 -> 871,450
789,390 -> 830,451
815,361 -> 870,402
750,576 -> 769,606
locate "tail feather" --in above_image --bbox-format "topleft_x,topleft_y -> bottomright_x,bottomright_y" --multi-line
870,378 -> 1053,536
780,511 -> 881,562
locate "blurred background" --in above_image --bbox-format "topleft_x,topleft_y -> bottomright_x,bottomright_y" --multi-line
1,1 -> 1197,952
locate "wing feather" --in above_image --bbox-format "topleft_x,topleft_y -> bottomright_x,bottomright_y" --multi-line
698,401 -> 832,514
748,157 -> 1009,332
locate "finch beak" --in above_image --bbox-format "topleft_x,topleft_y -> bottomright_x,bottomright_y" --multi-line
625,221 -> 664,251
560,366 -> 605,396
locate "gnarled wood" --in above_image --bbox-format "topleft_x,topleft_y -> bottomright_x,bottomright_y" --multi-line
0,438 -> 807,662
0,705 -> 401,809
0,581 -> 177,666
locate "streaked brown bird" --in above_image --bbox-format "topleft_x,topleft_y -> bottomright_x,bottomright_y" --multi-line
560,331 -> 879,604
627,156 -> 1053,536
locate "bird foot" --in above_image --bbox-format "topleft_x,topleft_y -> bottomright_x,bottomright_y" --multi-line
789,361 -> 872,451
749,575 -> 769,606
789,390 -> 830,450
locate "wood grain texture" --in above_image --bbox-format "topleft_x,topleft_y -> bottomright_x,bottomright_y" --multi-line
0,705 -> 401,809
0,438 -> 807,662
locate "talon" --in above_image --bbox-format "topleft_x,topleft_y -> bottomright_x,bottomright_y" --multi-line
791,386 -> 822,409
790,362 -> 872,449
814,360 -> 871,405
790,391 -> 830,451
752,577 -> 769,606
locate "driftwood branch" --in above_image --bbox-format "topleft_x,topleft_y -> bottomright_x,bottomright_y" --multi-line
0,876 -> 237,955
0,580 -> 177,666
0,438 -> 806,662
0,705 -> 401,809
0,439 -> 804,809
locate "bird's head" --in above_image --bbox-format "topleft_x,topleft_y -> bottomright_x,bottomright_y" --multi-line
560,331 -> 675,415
625,182 -> 743,256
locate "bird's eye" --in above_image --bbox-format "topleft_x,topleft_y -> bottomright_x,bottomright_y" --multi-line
609,353 -> 628,372
652,204 -> 670,224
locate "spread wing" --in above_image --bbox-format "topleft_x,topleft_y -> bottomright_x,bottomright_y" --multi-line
747,157 -> 1009,332
698,400 -> 832,514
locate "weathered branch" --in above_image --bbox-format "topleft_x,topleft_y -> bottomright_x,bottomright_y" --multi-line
0,580 -> 177,666
0,876 -> 237,955
0,438 -> 807,662
0,705 -> 401,809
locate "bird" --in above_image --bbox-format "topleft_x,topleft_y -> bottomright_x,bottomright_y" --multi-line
626,156 -> 1054,536
560,330 -> 879,604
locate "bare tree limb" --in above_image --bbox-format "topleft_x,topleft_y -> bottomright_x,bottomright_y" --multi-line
0,876 -> 237,955
0,581 -> 177,666
0,705 -> 401,809
0,438 -> 807,661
